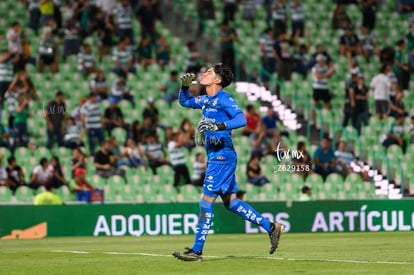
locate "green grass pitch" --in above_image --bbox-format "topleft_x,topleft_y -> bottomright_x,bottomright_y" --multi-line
1,232 -> 413,274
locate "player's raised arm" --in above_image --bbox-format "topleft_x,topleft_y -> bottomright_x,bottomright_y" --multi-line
178,73 -> 203,109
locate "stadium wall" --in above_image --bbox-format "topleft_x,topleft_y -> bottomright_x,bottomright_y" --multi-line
1,200 -> 414,239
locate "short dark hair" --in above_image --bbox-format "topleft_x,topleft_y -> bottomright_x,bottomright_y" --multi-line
186,41 -> 195,48
246,104 -> 254,112
39,157 -> 48,165
7,156 -> 15,165
397,39 -> 405,47
213,63 -> 233,88
302,185 -> 311,194
170,70 -> 178,76
297,141 -> 305,150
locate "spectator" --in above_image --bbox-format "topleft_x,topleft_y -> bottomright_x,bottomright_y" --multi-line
274,32 -> 294,87
112,38 -> 136,77
155,35 -> 171,67
128,120 -> 144,145
180,118 -> 196,152
6,156 -> 25,193
168,132 -> 191,187
144,134 -> 169,175
361,0 -> 377,31
191,152 -> 206,187
220,21 -> 237,74
142,116 -> 157,138
136,35 -> 155,69
311,54 -> 335,124
272,0 -> 287,38
6,21 -> 24,72
68,168 -> 94,200
29,157 -> 53,189
351,73 -> 369,134
70,147 -> 88,178
110,74 -> 135,107
406,24 -> 414,70
71,98 -> 87,126
104,97 -> 127,136
112,0 -> 134,43
60,0 -> 74,23
250,121 -> 273,158
382,114 -> 407,153
136,0 -> 158,43
332,4 -> 351,30
394,39 -> 410,92
62,18 -> 81,60
339,25 -> 361,57
390,90 -> 408,119
142,97 -> 159,127
409,116 -> 414,144
358,26 -> 377,62
0,50 -> 16,105
334,140 -> 355,178
96,8 -> 115,62
309,44 -> 332,69
313,136 -> 336,180
342,71 -> 357,128
370,63 -> 392,121
27,0 -> 41,34
8,71 -> 37,100
0,122 -> 10,151
45,90 -> 66,150
34,183 -> 63,205
64,117 -> 84,149
81,92 -> 104,155
108,136 -> 126,167
4,84 -> 20,131
38,28 -> 58,74
289,0 -> 305,37
160,71 -> 180,106
12,93 -> 30,148
262,108 -> 279,137
90,70 -> 109,100
93,139 -> 126,180
298,185 -> 312,201
241,0 -> 256,27
0,156 -> 8,187
49,155 -> 67,188
224,0 -> 237,22
259,28 -> 277,88
77,44 -> 96,77
184,41 -> 204,74
122,138 -> 146,168
292,141 -> 313,178
242,104 -> 261,136
246,153 -> 270,186
21,35 -> 37,67
293,43 -> 309,79
196,0 -> 215,36
39,0 -> 55,26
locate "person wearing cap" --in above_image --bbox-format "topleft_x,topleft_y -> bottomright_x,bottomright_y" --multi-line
339,24 -> 361,57
81,92 -> 104,155
110,74 -> 135,107
311,54 -> 335,124
45,90 -> 66,150
68,168 -> 93,201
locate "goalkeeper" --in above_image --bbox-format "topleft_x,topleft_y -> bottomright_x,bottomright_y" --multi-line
172,63 -> 283,262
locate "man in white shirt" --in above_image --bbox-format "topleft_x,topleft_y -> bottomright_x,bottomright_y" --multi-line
29,157 -> 52,190
370,63 -> 392,121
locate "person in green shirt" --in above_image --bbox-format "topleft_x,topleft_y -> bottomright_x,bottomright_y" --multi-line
12,93 -> 30,148
34,183 -> 63,205
393,39 -> 410,91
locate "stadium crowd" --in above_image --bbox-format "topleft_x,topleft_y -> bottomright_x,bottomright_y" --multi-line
0,0 -> 413,202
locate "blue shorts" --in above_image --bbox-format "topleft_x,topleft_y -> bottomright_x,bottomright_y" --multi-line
202,162 -> 238,199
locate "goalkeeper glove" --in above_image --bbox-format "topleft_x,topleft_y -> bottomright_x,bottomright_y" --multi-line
180,73 -> 195,89
197,119 -> 226,133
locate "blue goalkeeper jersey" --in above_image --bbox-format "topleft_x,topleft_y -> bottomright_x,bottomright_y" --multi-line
179,89 -> 245,164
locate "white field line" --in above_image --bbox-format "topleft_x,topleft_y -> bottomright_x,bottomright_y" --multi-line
50,250 -> 413,265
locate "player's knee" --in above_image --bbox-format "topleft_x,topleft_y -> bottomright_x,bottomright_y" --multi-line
199,199 -> 214,210
225,198 -> 240,212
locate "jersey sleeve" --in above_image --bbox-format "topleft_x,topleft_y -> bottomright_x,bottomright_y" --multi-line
222,95 -> 243,118
178,88 -> 205,109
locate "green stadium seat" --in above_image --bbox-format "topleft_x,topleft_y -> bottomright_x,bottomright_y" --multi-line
15,186 -> 34,203
0,186 -> 13,203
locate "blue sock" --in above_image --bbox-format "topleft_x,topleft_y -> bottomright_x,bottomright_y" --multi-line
227,198 -> 272,233
192,199 -> 214,254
